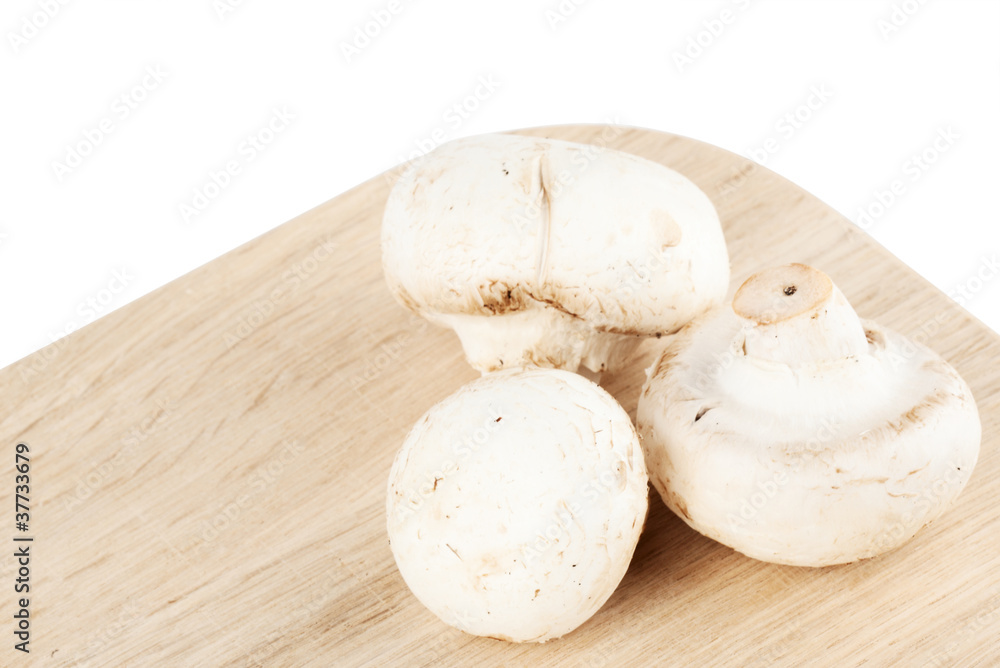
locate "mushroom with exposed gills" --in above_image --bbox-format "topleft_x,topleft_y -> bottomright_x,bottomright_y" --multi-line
636,263 -> 982,567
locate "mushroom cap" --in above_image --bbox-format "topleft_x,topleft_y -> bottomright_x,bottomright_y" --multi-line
636,266 -> 982,567
381,132 -> 730,373
386,367 -> 649,642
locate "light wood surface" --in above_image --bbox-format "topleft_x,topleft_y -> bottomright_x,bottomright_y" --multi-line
2,125 -> 997,667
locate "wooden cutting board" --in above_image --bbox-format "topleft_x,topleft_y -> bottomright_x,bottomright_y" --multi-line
3,125 -> 998,667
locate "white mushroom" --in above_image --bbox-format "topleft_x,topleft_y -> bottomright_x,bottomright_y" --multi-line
381,133 -> 730,375
636,263 -> 982,567
386,367 -> 648,642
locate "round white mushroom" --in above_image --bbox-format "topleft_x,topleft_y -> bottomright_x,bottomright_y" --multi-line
386,367 -> 649,642
636,263 -> 982,567
381,133 -> 730,375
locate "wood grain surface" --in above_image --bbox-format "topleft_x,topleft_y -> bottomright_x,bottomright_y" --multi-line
2,125 -> 997,667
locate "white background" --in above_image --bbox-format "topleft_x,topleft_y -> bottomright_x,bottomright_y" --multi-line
2,0 -> 998,371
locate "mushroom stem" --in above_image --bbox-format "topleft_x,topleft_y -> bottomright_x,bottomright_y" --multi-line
434,309 -> 641,375
732,263 -> 868,366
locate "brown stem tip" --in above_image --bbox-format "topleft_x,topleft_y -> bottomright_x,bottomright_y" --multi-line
733,263 -> 833,325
